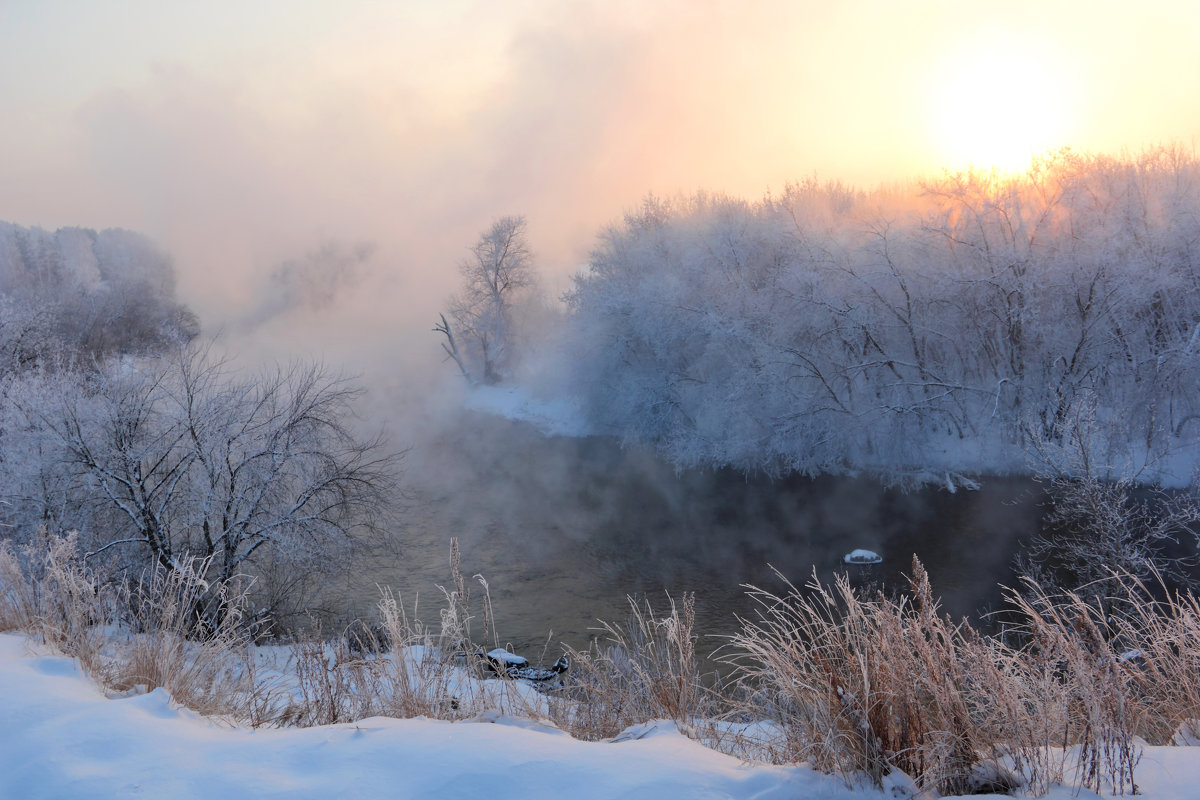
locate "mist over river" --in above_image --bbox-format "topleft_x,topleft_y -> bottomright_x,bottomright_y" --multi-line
324,412 -> 1045,664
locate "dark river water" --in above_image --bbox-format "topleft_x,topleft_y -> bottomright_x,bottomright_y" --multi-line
333,413 -> 1046,665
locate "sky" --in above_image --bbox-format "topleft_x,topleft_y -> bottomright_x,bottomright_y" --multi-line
1,0 -> 1198,359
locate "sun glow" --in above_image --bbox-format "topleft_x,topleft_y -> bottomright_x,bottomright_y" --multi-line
928,36 -> 1077,172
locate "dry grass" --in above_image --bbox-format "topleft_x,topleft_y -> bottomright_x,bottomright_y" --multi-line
995,571 -> 1200,792
8,530 -> 1200,798
549,592 -> 711,741
952,620 -> 1068,796
284,628 -> 385,726
1004,580 -> 1143,795
277,539 -> 548,727
0,533 -> 514,729
0,532 -> 110,668
728,558 -> 999,794
0,532 -> 272,723
375,586 -> 477,719
723,558 -> 1200,796
1110,575 -> 1200,745
101,561 -> 267,722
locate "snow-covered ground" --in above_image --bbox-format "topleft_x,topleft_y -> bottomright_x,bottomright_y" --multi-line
5,634 -> 1200,799
462,384 -> 593,437
0,634 -> 857,799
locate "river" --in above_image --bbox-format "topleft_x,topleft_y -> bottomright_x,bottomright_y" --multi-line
334,412 -> 1046,666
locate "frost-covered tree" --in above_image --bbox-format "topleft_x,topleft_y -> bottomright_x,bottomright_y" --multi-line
559,148 -> 1200,485
0,222 -> 198,372
1014,476 -> 1200,604
437,215 -> 534,384
1,346 -> 400,625
242,239 -> 376,329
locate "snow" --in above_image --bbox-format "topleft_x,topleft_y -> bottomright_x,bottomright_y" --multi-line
0,634 -> 856,799
486,647 -> 528,667
463,384 -> 593,437
843,549 -> 882,565
5,632 -> 1200,799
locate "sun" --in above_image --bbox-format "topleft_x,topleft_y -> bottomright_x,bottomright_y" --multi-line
928,36 -> 1076,172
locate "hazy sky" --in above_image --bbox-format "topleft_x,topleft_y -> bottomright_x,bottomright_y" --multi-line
2,0 -> 1198,351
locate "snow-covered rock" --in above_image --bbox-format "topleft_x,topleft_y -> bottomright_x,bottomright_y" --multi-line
843,548 -> 882,565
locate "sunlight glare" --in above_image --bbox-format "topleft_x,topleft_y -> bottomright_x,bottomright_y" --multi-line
929,38 -> 1075,172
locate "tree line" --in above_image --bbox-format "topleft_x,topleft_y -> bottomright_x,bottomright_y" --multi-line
550,148 -> 1200,486
0,222 -> 199,369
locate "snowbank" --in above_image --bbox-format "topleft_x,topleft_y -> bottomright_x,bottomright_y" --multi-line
4,633 -> 1200,799
0,634 -> 849,799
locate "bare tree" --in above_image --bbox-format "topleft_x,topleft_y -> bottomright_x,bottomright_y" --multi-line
433,313 -> 472,384
1015,476 -> 1200,604
8,346 -> 401,626
437,215 -> 534,384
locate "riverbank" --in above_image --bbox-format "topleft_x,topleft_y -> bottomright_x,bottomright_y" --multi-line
7,632 -> 1200,799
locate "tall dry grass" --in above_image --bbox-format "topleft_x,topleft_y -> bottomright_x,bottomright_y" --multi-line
1007,581 -> 1142,794
996,571 -> 1200,794
277,538 -> 549,726
0,532 -> 270,722
0,532 -> 110,667
724,557 -> 1200,796
281,585 -> 485,726
8,530 -> 1200,798
550,593 -> 712,741
728,559 -> 1000,794
103,560 -> 268,721
0,532 -> 539,728
1108,574 -> 1200,744
285,627 -> 384,726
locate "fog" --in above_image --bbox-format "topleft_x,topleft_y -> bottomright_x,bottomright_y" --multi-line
3,1 -> 1200,645
3,2 -> 1199,386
